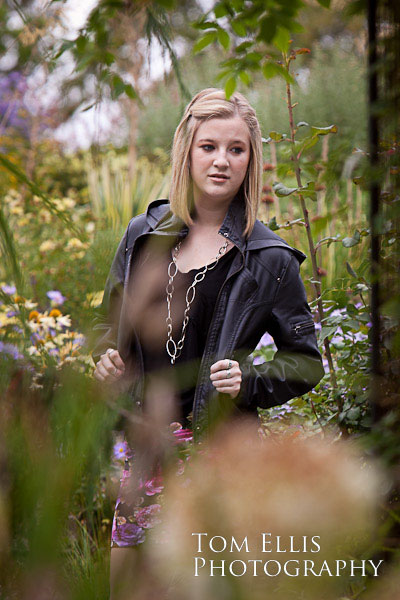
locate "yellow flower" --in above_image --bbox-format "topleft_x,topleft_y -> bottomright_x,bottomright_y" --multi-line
29,310 -> 40,321
67,238 -> 85,250
39,240 -> 57,252
49,308 -> 62,318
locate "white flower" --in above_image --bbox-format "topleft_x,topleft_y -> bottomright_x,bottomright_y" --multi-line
56,315 -> 72,328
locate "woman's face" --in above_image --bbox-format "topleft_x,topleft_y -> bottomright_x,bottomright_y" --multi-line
189,116 -> 251,209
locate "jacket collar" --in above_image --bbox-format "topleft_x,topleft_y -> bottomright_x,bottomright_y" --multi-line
145,197 -> 306,264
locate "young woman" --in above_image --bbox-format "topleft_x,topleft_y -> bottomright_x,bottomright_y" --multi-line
92,88 -> 324,596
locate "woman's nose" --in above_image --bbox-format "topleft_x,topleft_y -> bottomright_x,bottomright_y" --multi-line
213,152 -> 229,168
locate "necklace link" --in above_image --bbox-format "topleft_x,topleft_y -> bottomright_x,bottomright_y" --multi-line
165,238 -> 229,364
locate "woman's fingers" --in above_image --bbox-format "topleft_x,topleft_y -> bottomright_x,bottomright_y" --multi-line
94,348 -> 125,383
210,358 -> 242,399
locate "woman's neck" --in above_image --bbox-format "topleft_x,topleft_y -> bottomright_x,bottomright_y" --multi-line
192,201 -> 230,230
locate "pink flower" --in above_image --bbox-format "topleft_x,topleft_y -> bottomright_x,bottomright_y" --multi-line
144,476 -> 164,496
172,428 -> 193,443
134,504 -> 162,529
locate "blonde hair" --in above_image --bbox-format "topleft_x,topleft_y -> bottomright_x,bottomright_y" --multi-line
169,88 -> 263,238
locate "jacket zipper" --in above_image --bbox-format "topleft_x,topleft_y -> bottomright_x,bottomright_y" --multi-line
192,236 -> 245,428
292,320 -> 315,335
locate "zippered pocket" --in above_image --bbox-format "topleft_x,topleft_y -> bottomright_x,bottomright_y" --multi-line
291,319 -> 316,336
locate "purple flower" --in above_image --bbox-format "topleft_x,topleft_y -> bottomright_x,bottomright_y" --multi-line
0,342 -> 23,360
112,523 -> 145,547
256,332 -> 274,349
74,334 -> 86,347
113,440 -> 133,461
253,355 -> 265,366
47,290 -> 66,305
48,348 -> 60,356
135,504 -> 162,529
1,284 -> 16,295
6,310 -> 17,317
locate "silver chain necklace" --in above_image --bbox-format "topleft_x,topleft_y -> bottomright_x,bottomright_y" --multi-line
166,239 -> 229,364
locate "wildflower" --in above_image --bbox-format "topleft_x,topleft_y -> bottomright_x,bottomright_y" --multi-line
256,332 -> 275,349
113,440 -> 133,461
135,505 -> 162,529
47,290 -> 66,305
0,342 -> 23,360
112,522 -> 145,547
253,355 -> 266,366
2,284 -> 16,295
67,238 -> 85,250
263,162 -> 274,171
144,476 -> 164,496
172,428 -> 193,443
56,315 -> 71,328
29,310 -> 40,321
49,308 -> 62,318
261,194 -> 275,204
39,240 -> 56,252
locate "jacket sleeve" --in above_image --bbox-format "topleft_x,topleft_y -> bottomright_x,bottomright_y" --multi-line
91,225 -> 129,364
241,254 -> 325,409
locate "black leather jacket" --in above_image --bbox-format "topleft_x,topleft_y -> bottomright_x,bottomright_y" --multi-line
92,196 -> 325,434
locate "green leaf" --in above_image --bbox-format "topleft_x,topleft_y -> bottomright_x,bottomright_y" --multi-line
259,16 -> 277,43
235,41 -> 253,53
231,19 -> 247,37
112,74 -> 125,98
342,230 -> 361,248
262,61 -> 295,84
262,62 -> 277,79
311,124 -> 338,136
273,182 -> 298,197
299,181 -> 317,201
124,83 -> 137,99
346,262 -> 358,278
217,29 -> 230,50
268,131 -> 286,142
225,76 -> 236,99
193,31 -> 217,54
272,26 -> 291,53
315,0 -> 331,7
104,51 -> 115,66
154,0 -> 175,8
267,216 -> 280,231
76,35 -> 87,54
238,71 -> 251,85
214,3 -> 229,18
192,20 -> 218,30
54,39 -> 74,59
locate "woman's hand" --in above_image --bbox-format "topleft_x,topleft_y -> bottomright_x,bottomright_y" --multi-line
210,359 -> 242,399
94,348 -> 125,383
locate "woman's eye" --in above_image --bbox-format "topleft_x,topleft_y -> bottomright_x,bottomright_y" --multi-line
201,145 -> 214,151
232,147 -> 244,154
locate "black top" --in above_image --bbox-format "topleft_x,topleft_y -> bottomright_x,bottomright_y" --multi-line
138,244 -> 238,423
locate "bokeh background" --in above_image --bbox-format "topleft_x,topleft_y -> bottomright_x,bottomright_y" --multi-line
0,0 -> 399,598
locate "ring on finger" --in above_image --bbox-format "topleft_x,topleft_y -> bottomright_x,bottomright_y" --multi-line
107,348 -> 115,356
226,369 -> 231,378
227,360 -> 232,369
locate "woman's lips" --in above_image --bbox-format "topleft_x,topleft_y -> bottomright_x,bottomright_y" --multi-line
209,174 -> 230,181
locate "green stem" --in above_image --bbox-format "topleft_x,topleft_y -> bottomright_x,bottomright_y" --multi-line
284,53 -> 339,406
